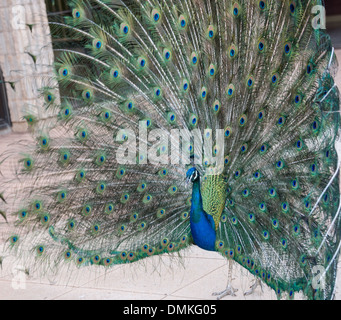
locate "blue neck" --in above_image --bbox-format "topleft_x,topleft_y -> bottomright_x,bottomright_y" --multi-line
190,178 -> 216,251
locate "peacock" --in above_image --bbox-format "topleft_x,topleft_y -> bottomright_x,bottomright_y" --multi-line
1,0 -> 341,300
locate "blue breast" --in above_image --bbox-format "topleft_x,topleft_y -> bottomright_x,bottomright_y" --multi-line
189,180 -> 216,251
190,211 -> 216,251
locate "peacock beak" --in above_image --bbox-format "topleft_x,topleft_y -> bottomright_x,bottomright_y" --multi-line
186,172 -> 196,184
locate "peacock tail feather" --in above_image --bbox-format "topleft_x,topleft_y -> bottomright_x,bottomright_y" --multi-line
1,0 -> 340,300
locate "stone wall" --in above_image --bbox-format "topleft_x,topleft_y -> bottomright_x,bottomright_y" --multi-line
0,0 -> 54,132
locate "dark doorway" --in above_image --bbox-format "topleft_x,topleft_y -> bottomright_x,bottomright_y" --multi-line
325,1 -> 341,48
0,67 -> 11,130
45,0 -> 69,14
325,0 -> 341,17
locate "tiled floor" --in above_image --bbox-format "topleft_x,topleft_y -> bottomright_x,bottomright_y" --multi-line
0,46 -> 341,301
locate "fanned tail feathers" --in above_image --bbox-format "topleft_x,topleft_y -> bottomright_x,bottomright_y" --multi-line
0,0 -> 340,300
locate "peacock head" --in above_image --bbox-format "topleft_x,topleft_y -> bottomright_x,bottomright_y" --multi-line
186,167 -> 200,183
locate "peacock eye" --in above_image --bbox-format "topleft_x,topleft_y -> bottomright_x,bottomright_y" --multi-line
313,121 -> 318,131
290,3 -> 295,14
284,43 -> 292,55
276,161 -> 283,168
311,164 -> 317,173
258,41 -> 264,51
